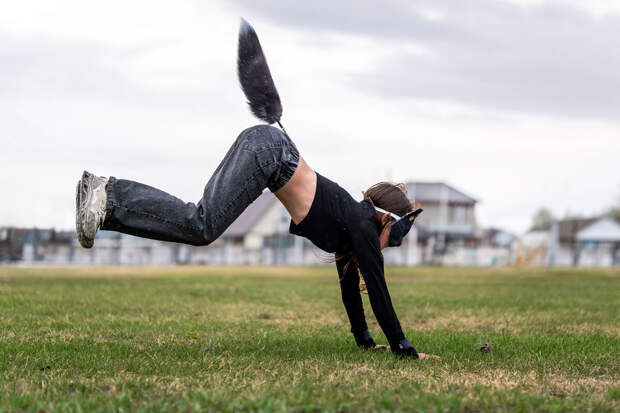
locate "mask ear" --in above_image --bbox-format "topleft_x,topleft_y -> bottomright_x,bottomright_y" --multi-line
409,208 -> 423,221
387,209 -> 423,247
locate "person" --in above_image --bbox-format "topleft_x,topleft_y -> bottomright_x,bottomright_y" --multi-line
75,19 -> 440,360
76,124 -> 438,359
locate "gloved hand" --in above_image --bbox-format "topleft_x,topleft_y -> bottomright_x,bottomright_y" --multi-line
390,338 -> 419,359
353,329 -> 376,349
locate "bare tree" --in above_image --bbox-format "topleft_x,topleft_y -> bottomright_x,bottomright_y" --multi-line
530,208 -> 553,231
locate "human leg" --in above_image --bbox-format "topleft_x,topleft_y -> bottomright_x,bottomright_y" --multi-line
77,125 -> 299,247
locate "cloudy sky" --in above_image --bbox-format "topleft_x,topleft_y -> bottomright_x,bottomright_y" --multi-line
1,0 -> 619,234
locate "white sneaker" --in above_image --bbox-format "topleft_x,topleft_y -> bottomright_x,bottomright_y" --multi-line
75,170 -> 108,248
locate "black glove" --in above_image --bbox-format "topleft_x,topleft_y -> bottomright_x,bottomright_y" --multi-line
353,329 -> 376,349
391,338 -> 419,359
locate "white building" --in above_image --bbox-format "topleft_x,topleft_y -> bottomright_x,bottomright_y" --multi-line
575,217 -> 620,266
405,181 -> 480,265
183,192 -> 316,265
515,216 -> 620,267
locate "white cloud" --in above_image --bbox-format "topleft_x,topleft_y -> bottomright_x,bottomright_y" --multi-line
503,0 -> 620,18
1,0 -> 619,235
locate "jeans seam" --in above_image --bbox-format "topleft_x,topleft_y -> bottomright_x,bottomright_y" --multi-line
260,158 -> 282,191
110,201 -> 200,231
238,147 -> 281,184
214,171 -> 263,220
241,145 -> 283,155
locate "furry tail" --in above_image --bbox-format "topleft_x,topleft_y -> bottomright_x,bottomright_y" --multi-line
237,19 -> 283,124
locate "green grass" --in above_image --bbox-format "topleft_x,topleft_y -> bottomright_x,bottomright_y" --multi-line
0,266 -> 618,412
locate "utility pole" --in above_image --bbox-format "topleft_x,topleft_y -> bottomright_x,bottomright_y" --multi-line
547,219 -> 559,267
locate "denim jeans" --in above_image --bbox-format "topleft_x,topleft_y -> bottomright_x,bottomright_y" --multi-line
101,125 -> 299,245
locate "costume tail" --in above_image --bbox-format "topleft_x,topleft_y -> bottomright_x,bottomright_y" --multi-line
237,18 -> 283,125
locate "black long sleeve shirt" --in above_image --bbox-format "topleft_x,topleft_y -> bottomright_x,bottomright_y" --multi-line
289,173 -> 406,347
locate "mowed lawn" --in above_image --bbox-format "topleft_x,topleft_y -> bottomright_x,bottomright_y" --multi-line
0,266 -> 618,412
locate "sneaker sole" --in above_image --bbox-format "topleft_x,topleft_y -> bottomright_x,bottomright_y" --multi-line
76,174 -> 95,248
77,171 -> 108,249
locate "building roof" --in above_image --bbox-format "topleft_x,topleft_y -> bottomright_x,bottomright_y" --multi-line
405,182 -> 477,205
576,217 -> 620,242
558,217 -> 597,242
481,228 -> 517,247
222,192 -> 278,237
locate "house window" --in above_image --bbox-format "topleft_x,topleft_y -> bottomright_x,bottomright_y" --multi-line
451,206 -> 468,224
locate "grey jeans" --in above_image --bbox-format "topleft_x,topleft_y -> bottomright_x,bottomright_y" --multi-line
101,125 -> 299,245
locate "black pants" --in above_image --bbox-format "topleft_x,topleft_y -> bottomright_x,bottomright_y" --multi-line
101,125 -> 299,245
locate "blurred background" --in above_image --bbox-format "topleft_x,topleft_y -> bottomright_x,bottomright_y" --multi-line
1,0 -> 619,266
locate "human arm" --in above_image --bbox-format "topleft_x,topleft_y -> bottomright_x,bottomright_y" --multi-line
352,223 -> 419,358
335,257 -> 376,349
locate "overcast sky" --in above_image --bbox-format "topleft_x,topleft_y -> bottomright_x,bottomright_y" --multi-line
1,0 -> 619,234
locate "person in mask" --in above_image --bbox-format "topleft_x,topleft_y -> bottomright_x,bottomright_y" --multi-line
75,126 -> 436,359
75,19 -> 439,360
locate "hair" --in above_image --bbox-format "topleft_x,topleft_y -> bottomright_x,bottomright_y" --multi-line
363,182 -> 415,232
326,182 -> 416,292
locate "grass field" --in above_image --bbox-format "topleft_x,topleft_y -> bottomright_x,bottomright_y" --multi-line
0,266 -> 618,412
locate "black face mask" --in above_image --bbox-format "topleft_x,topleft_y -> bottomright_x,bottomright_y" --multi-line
375,207 -> 423,247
